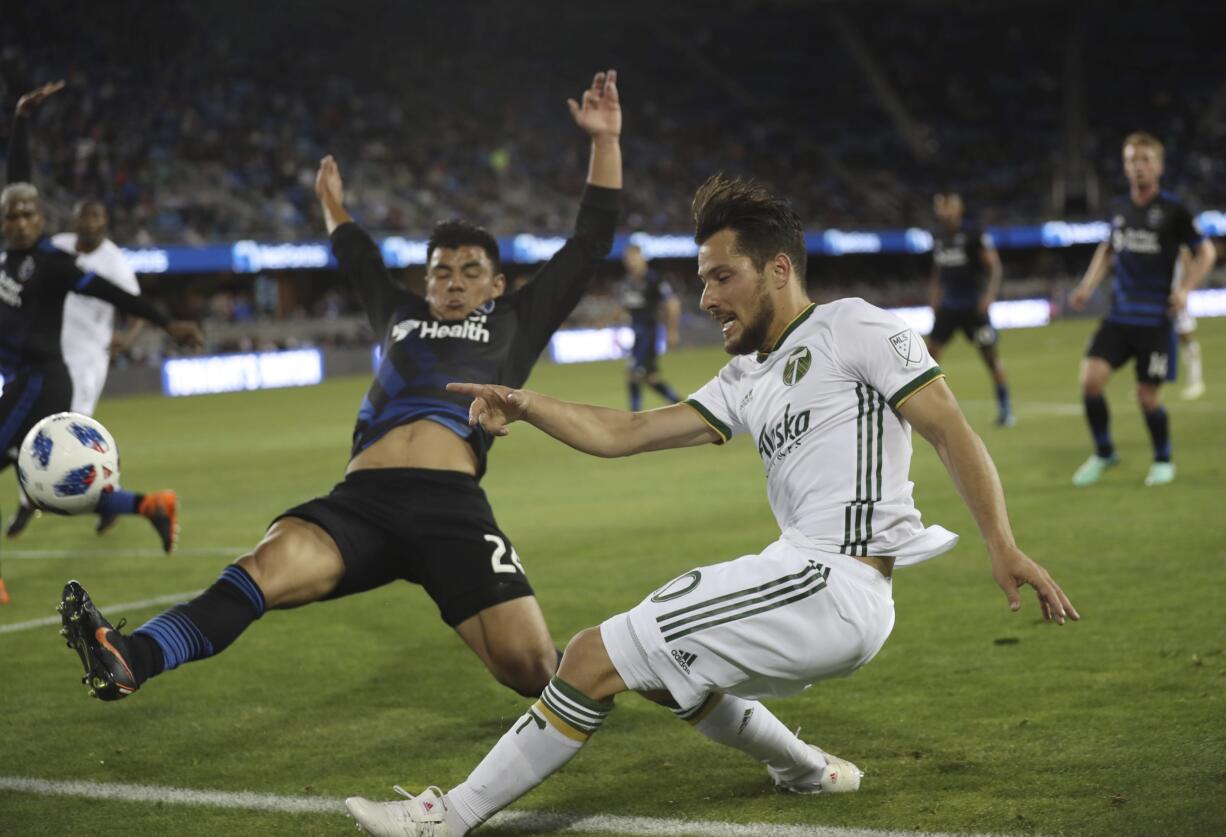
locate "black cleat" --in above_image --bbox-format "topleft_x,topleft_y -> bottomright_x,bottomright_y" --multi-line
6,504 -> 38,538
95,513 -> 119,536
58,580 -> 139,701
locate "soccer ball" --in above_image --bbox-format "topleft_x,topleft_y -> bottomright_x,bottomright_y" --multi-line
17,413 -> 121,515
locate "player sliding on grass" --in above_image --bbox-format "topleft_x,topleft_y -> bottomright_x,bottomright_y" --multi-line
346,175 -> 1079,836
57,71 -> 621,700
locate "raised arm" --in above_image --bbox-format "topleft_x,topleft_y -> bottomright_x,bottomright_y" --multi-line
569,69 -> 622,190
6,81 -> 66,184
315,155 -> 413,335
1069,241 -> 1113,310
506,71 -> 623,379
899,378 -> 1078,623
446,382 -> 719,457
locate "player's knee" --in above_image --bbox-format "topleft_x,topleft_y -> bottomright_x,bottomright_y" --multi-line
237,521 -> 344,608
490,646 -> 557,697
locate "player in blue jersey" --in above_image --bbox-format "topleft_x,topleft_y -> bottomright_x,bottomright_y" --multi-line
616,243 -> 681,409
1069,132 -> 1216,487
57,70 -> 622,704
926,192 -> 1013,426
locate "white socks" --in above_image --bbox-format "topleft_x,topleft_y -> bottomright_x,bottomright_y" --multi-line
678,693 -> 822,782
445,678 -> 613,834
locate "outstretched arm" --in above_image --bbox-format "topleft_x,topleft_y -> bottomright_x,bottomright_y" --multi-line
76,273 -> 202,349
447,382 -> 719,457
899,378 -> 1079,624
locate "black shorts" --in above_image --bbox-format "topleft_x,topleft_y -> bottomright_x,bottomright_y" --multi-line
1086,320 -> 1177,384
930,307 -> 997,348
277,467 -> 534,626
0,362 -> 73,468
628,324 -> 659,374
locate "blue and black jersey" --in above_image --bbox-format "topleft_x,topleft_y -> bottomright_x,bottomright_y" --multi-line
0,240 -> 166,376
617,269 -> 674,331
1105,191 -> 1204,328
332,185 -> 618,478
932,225 -> 993,310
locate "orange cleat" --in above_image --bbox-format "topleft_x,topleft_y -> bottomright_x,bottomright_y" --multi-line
138,490 -> 179,554
0,577 -> 10,605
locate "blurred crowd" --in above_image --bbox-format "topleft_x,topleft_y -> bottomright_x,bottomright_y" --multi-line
2,0 -> 1222,247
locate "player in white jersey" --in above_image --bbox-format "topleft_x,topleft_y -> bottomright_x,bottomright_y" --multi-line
345,176 -> 1078,837
1173,251 -> 1205,400
56,203 -> 145,415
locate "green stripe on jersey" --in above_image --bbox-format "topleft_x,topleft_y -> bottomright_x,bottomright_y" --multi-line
888,367 -> 944,410
683,399 -> 732,442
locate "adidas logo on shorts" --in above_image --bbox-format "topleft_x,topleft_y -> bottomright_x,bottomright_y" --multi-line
671,649 -> 698,674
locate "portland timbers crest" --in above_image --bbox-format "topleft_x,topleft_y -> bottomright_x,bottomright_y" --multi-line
782,346 -> 811,386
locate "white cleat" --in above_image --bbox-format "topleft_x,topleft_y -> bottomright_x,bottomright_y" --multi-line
768,744 -> 863,794
345,785 -> 453,837
1181,381 -> 1205,400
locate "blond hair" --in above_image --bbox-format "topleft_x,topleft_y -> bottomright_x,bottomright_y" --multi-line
1122,132 -> 1164,159
0,182 -> 39,211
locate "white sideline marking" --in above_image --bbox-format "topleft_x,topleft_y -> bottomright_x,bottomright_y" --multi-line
0,775 -> 1021,837
0,591 -> 199,635
3,546 -> 246,560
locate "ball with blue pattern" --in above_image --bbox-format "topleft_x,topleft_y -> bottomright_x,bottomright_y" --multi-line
17,412 -> 121,515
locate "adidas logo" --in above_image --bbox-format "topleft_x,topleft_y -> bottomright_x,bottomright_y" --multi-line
671,649 -> 698,674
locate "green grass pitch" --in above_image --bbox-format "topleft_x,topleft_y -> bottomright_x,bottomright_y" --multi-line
1,316 -> 1224,837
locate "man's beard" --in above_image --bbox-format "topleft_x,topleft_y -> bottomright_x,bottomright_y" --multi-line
725,281 -> 775,355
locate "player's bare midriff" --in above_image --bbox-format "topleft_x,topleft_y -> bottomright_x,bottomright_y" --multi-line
856,555 -> 895,578
347,419 -> 478,476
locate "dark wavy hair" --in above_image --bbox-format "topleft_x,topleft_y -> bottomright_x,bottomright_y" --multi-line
691,175 -> 806,281
427,219 -> 501,274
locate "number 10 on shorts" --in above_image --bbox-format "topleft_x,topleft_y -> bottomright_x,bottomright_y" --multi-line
485,534 -> 525,575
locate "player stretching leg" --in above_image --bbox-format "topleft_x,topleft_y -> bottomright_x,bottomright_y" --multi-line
4,82 -> 179,549
1,174 -> 202,603
617,243 -> 681,409
346,176 -> 1077,836
926,192 -> 1013,426
1069,132 -> 1216,487
57,71 -> 621,703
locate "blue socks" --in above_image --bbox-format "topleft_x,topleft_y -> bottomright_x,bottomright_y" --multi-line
132,564 -> 266,680
1084,395 -> 1114,458
1144,407 -> 1171,462
96,489 -> 141,516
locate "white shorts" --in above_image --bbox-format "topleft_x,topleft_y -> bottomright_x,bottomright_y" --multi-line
66,355 -> 108,416
1175,309 -> 1196,336
601,537 -> 895,710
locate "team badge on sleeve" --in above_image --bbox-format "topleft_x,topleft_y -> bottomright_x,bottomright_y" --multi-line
889,330 -> 922,366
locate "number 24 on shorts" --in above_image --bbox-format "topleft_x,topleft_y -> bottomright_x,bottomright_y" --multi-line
485,534 -> 525,575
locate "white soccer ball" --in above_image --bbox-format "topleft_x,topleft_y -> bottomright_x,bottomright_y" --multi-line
17,413 -> 121,515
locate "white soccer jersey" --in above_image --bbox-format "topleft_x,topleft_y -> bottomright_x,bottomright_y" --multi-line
53,234 -> 140,413
687,298 -> 958,566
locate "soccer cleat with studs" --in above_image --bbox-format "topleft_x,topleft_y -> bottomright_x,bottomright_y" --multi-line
58,580 -> 139,701
769,744 -> 863,794
345,785 -> 453,836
